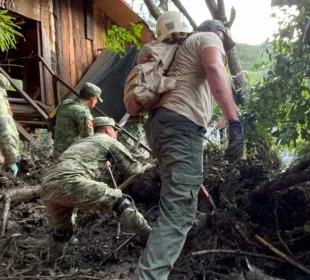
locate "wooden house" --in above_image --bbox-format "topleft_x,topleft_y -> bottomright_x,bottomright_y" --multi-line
0,0 -> 154,142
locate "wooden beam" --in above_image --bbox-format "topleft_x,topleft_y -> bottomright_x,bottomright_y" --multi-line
14,121 -> 38,145
0,67 -> 48,120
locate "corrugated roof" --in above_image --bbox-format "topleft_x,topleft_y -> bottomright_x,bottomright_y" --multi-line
95,0 -> 155,43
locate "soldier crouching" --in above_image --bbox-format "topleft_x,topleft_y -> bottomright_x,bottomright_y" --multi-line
41,116 -> 153,244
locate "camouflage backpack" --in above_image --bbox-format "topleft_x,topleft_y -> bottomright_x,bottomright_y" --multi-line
123,41 -> 179,116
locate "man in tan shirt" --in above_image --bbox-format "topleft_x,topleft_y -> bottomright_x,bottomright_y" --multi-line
137,12 -> 244,280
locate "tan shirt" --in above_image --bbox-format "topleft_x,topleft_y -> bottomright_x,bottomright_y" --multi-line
155,32 -> 226,128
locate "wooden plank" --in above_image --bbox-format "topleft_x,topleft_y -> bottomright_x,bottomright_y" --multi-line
40,0 -> 54,105
86,0 -> 94,41
93,4 -> 106,59
87,40 -> 93,67
78,0 -> 88,76
58,0 -> 71,99
53,0 -> 63,77
67,0 -> 77,87
71,0 -> 83,84
36,22 -> 46,105
14,121 -> 38,145
0,67 -> 48,119
0,0 -> 40,21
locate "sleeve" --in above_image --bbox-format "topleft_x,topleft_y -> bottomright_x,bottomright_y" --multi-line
109,139 -> 144,175
199,33 -> 227,65
0,116 -> 20,165
75,108 -> 94,138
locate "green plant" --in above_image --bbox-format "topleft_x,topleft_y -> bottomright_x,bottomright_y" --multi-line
0,10 -> 22,51
246,0 -> 310,147
102,23 -> 144,56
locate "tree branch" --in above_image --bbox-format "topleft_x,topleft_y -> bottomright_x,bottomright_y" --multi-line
171,0 -> 197,29
143,0 -> 162,20
226,6 -> 236,28
217,0 -> 227,23
205,0 -> 218,19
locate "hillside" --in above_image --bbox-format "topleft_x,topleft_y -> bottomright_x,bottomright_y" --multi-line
236,43 -> 271,84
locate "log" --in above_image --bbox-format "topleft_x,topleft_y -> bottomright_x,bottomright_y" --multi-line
0,185 -> 41,206
257,168 -> 310,194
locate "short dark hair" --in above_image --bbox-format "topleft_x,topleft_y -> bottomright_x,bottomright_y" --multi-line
79,88 -> 96,101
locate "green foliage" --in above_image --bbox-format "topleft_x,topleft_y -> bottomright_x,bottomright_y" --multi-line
236,43 -> 269,71
0,10 -> 22,51
102,23 -> 144,56
246,0 -> 310,147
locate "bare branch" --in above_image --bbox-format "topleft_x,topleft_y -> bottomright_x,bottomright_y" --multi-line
217,0 -> 227,23
226,6 -> 236,28
205,0 -> 217,19
171,0 -> 197,29
143,0 -> 162,20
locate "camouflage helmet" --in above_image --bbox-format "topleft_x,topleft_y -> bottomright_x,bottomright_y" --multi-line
80,82 -> 102,102
93,117 -> 120,130
0,74 -> 10,90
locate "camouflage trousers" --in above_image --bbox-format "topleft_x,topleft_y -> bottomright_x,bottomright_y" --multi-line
41,176 -> 122,231
137,107 -> 206,280
0,116 -> 20,165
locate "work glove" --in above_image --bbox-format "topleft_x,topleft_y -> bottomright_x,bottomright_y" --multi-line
10,163 -> 19,177
225,120 -> 244,163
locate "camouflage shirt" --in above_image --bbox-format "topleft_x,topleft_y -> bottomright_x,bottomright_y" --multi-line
0,89 -> 20,165
53,98 -> 93,159
43,133 -> 144,183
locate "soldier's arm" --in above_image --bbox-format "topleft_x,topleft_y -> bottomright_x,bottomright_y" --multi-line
75,109 -> 93,138
109,139 -> 145,175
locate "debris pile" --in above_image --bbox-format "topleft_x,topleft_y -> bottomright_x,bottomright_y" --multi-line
0,143 -> 310,279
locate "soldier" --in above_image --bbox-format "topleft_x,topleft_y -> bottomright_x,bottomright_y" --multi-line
41,116 -> 153,244
0,74 -> 20,177
53,82 -> 102,160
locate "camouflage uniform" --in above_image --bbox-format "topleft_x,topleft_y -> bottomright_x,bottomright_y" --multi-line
0,74 -> 20,165
41,129 -> 150,241
53,83 -> 102,160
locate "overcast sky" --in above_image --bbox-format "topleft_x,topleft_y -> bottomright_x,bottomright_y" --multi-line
127,0 -> 283,45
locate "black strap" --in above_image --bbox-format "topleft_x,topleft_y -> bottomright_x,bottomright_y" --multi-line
112,196 -> 130,216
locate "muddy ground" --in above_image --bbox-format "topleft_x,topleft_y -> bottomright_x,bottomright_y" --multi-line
1,144 -> 310,280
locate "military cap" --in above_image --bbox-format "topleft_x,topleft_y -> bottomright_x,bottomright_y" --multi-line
80,82 -> 103,102
196,20 -> 235,53
0,74 -> 10,90
93,117 -> 120,130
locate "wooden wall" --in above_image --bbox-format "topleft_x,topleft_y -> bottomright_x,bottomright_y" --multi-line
3,0 -> 154,106
47,0 -> 109,102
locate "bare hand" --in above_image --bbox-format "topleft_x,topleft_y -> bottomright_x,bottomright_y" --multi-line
105,161 -> 111,169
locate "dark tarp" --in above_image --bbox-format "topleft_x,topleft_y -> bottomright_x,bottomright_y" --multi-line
74,47 -> 138,122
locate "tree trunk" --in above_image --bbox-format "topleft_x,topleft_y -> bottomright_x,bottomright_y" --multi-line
205,0 -> 250,105
227,47 -> 249,105
143,0 -> 161,20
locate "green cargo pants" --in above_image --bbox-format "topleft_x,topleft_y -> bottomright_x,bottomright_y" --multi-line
137,107 -> 205,280
41,176 -> 122,231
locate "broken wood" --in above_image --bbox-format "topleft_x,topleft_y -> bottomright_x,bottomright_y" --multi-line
0,185 -> 41,206
200,184 -> 217,210
1,196 -> 11,236
255,234 -> 310,275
